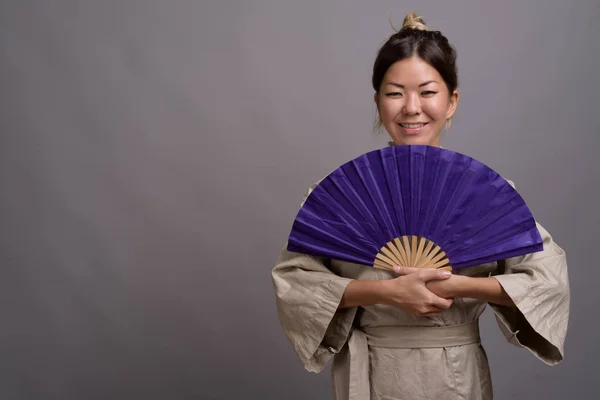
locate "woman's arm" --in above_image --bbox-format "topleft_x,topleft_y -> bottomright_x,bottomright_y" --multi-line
392,266 -> 516,307
427,274 -> 516,307
340,268 -> 455,316
339,279 -> 389,308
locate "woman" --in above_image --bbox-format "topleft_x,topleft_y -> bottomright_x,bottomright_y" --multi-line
271,12 -> 569,400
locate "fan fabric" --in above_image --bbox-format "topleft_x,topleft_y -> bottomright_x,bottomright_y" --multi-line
287,145 -> 543,270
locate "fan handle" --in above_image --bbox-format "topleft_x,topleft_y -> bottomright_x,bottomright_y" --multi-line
373,236 -> 452,271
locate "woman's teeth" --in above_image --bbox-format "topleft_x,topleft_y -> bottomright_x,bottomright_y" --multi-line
400,123 -> 426,128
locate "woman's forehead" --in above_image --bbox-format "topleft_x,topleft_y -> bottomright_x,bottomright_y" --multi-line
382,57 -> 443,87
384,57 -> 441,82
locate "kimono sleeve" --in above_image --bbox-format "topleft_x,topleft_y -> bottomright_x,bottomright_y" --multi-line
490,182 -> 570,365
271,182 -> 357,373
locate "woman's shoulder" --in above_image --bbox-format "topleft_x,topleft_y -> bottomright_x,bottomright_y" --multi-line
504,178 -> 516,189
299,177 -> 326,207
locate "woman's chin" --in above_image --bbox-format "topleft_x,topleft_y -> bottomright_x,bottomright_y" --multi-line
390,135 -> 439,147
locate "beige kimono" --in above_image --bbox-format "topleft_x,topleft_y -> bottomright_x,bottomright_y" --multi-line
271,180 -> 570,400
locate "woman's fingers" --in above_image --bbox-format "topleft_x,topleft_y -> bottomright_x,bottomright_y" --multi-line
393,265 -> 419,275
418,268 -> 452,282
431,296 -> 454,310
393,266 -> 452,282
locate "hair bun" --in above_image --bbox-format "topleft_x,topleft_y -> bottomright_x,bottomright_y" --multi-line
402,12 -> 428,31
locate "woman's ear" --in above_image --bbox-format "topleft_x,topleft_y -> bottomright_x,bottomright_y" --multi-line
446,90 -> 459,119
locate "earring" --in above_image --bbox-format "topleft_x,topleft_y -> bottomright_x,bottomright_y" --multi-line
445,118 -> 452,131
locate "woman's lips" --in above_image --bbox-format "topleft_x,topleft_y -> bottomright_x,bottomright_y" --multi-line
398,122 -> 428,135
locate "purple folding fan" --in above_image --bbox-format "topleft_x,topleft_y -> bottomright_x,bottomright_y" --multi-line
287,145 -> 543,271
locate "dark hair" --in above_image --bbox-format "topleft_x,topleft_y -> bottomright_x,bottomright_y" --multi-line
372,13 -> 458,95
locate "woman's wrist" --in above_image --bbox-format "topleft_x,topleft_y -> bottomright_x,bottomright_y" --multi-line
445,274 -> 469,298
339,279 -> 390,308
446,275 -> 515,307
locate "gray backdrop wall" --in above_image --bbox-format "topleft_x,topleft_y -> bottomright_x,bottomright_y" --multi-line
1,1 -> 597,399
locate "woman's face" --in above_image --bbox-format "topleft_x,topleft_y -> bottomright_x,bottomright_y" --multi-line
375,56 -> 459,147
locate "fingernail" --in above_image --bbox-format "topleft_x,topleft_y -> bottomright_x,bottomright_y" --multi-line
393,266 -> 400,273
442,271 -> 451,277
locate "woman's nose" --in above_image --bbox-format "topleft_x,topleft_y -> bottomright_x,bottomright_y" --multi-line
402,94 -> 421,115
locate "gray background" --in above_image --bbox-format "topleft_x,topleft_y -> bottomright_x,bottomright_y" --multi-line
0,0 -> 597,399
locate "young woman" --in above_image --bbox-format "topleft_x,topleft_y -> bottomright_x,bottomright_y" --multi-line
271,13 -> 570,400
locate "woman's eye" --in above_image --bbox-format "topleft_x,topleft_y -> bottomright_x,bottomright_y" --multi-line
386,92 -> 403,97
422,91 -> 437,96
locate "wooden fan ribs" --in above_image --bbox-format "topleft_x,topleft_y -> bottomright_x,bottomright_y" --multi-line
374,236 -> 452,271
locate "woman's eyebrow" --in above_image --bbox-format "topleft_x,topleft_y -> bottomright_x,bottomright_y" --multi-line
385,80 -> 439,88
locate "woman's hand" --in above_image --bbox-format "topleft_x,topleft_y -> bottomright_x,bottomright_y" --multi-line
394,266 -> 516,307
394,266 -> 460,299
380,266 -> 454,317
